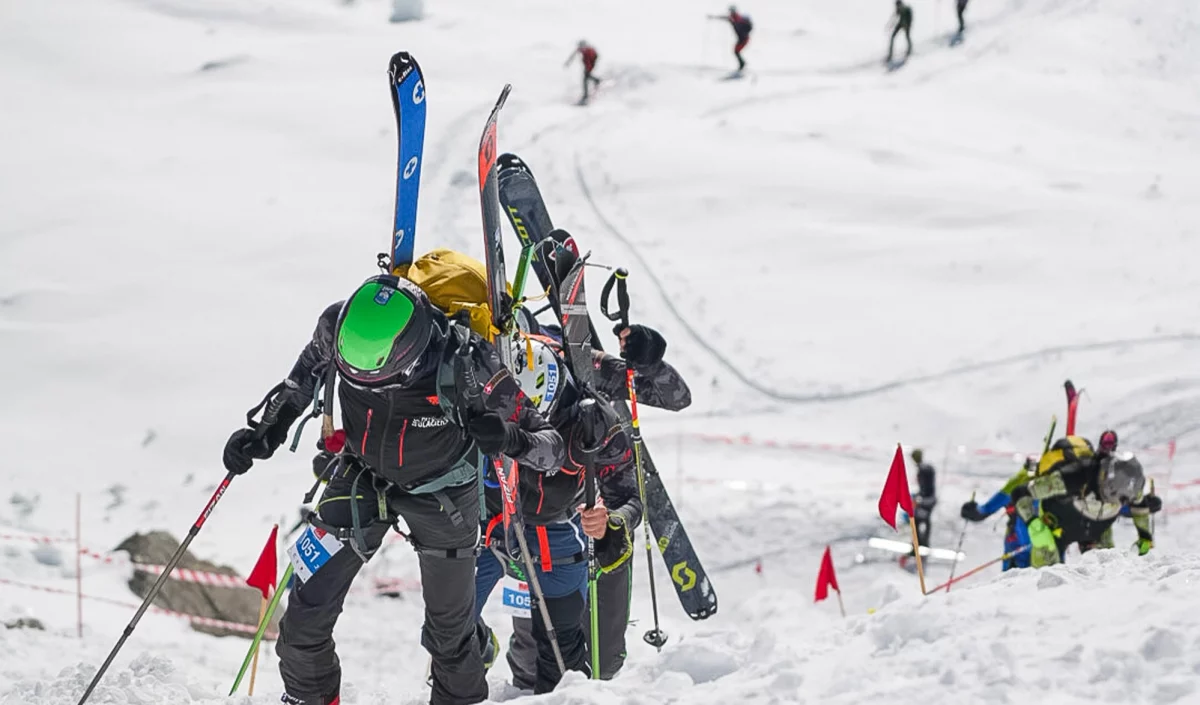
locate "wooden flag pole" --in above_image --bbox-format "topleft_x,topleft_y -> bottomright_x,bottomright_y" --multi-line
908,514 -> 928,595
247,596 -> 269,695
835,589 -> 847,618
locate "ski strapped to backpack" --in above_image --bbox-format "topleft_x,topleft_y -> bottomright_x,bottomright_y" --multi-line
388,51 -> 427,270
475,85 -> 567,675
499,154 -> 718,623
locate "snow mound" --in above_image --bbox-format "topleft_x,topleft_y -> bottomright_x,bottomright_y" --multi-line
1,653 -> 217,705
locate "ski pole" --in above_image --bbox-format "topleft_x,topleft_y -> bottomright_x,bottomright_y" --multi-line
78,383 -> 295,705
230,564 -> 293,694
78,472 -> 234,703
600,268 -> 667,651
944,491 -> 973,594
493,455 -> 567,673
581,403 -> 602,679
926,545 -> 1030,594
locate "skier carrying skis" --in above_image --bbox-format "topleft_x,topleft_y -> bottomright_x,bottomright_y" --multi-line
961,432 -> 1124,570
565,40 -> 602,104
503,322 -> 693,688
962,434 -> 1161,568
910,448 -> 937,548
887,0 -> 914,63
709,5 -> 753,73
475,322 -> 690,691
222,274 -> 565,705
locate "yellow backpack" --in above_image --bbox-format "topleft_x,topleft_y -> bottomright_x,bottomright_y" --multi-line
1036,436 -> 1094,475
395,249 -> 496,340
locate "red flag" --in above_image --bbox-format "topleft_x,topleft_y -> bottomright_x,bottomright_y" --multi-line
246,525 -> 279,600
878,444 -> 914,530
814,545 -> 839,602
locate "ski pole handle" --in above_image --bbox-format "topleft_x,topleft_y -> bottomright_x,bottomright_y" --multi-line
600,268 -> 630,328
247,379 -> 300,441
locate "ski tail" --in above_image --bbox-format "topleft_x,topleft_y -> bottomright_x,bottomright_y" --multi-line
478,85 -> 513,357
388,52 -> 427,271
1064,380 -> 1080,436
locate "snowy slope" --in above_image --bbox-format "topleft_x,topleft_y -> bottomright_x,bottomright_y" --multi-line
2,0 -> 1199,702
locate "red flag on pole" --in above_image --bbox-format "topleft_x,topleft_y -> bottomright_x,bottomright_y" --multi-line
878,444 -> 914,530
814,545 -> 839,602
246,525 -> 279,600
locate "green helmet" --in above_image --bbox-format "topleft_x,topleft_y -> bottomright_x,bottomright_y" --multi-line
334,276 -> 437,385
910,448 -> 923,464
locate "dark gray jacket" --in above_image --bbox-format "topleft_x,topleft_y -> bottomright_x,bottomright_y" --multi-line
288,302 -> 564,490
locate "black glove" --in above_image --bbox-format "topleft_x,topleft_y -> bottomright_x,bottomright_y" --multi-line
1144,494 -> 1163,514
960,500 -> 986,522
221,396 -> 303,475
468,413 -> 528,457
616,324 -> 667,369
223,428 -> 275,475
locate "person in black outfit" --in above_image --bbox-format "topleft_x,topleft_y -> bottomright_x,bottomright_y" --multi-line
957,0 -> 968,34
910,448 -> 936,548
502,323 -> 692,688
709,6 -> 754,72
888,0 -> 914,63
222,275 -> 565,705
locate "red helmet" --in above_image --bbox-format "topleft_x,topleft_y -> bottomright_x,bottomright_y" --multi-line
1098,429 -> 1119,453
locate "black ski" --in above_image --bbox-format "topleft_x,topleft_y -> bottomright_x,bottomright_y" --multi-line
499,156 -> 717,621
475,86 -> 568,673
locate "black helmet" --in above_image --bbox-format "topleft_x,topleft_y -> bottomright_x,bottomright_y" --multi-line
1097,454 -> 1144,504
333,275 -> 438,385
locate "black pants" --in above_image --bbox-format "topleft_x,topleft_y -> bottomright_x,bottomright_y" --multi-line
957,0 -> 968,33
507,557 -> 632,687
734,33 -> 750,71
582,70 -> 601,100
915,505 -> 932,548
888,24 -> 912,60
276,467 -> 485,705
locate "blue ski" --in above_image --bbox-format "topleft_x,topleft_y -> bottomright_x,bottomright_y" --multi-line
388,52 -> 427,270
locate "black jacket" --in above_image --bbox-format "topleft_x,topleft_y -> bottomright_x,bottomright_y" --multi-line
484,351 -> 692,526
289,303 -> 564,489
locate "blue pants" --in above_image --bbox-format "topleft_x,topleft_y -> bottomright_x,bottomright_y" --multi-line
1004,517 -> 1031,570
474,516 -> 589,692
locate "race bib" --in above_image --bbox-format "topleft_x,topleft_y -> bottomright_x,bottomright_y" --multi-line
499,575 -> 531,617
287,525 -> 344,583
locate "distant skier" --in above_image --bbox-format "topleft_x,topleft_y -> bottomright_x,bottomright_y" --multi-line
956,0 -> 968,34
887,0 -> 913,63
565,40 -> 601,104
709,5 -> 753,73
910,448 -> 936,548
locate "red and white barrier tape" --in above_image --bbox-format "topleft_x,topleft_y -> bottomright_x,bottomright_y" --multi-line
683,432 -> 1179,459
135,563 -> 249,589
0,577 -> 272,636
0,532 -> 74,545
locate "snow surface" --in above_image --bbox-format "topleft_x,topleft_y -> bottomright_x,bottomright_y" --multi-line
2,0 -> 1199,702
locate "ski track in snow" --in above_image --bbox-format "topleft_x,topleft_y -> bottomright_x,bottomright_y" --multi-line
573,160 -> 1200,405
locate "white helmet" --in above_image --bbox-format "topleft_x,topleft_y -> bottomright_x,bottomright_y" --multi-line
510,338 -> 563,415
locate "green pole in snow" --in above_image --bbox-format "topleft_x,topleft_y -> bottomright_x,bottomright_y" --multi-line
230,563 -> 294,695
